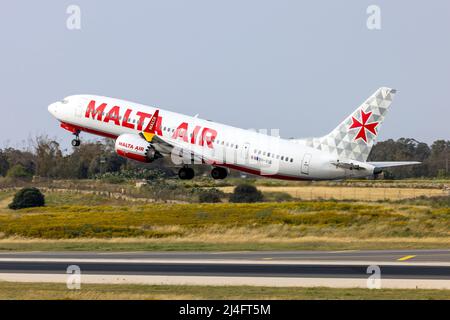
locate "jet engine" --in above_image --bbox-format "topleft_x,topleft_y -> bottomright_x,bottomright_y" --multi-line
114,134 -> 161,163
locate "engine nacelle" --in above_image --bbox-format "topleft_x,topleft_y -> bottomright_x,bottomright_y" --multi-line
115,134 -> 160,163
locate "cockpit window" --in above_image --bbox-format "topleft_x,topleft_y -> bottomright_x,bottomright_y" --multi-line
61,99 -> 69,104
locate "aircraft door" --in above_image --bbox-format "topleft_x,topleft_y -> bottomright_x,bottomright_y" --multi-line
301,153 -> 312,175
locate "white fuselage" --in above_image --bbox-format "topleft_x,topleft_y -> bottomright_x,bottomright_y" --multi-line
48,95 -> 376,180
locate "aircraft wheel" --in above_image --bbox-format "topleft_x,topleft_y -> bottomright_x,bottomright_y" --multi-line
178,167 -> 194,180
71,139 -> 81,147
211,167 -> 227,179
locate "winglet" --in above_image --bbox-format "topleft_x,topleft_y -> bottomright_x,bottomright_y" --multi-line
140,110 -> 159,142
148,110 -> 159,133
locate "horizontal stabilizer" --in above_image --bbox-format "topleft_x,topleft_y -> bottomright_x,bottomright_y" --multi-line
331,161 -> 367,171
368,161 -> 421,168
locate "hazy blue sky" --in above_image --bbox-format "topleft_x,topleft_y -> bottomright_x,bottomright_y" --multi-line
1,0 -> 449,150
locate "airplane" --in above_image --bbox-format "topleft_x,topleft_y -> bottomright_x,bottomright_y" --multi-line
48,87 -> 420,180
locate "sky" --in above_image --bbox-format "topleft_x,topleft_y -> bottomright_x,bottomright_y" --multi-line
0,0 -> 449,151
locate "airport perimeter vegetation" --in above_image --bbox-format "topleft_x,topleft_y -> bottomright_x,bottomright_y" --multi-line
0,179 -> 449,299
0,178 -> 448,252
1,282 -> 450,300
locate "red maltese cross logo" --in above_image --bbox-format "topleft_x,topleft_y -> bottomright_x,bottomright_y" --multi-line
349,109 -> 379,143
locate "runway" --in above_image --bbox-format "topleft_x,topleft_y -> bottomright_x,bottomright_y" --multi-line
1,248 -> 450,261
0,250 -> 449,289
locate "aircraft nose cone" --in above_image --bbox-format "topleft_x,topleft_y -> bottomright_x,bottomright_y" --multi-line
48,102 -> 57,116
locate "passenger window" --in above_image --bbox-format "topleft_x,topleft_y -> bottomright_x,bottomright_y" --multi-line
281,156 -> 284,160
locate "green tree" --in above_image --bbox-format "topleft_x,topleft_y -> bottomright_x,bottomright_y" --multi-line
34,136 -> 63,178
0,151 -> 9,177
6,164 -> 33,180
428,140 -> 450,177
2,148 -> 35,176
368,138 -> 430,178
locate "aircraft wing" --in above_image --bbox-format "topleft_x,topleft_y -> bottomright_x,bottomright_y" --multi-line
330,161 -> 367,170
141,133 -> 214,164
138,109 -> 177,154
367,161 -> 421,168
139,110 -> 213,164
140,133 -> 176,154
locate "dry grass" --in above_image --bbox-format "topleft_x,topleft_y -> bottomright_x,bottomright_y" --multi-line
0,282 -> 449,300
219,186 -> 448,200
0,201 -> 449,239
0,186 -> 448,251
251,178 -> 450,188
0,235 -> 448,251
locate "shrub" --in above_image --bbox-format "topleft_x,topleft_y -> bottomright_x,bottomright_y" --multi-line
229,184 -> 264,203
6,164 -> 33,181
9,187 -> 45,210
94,168 -> 171,183
198,188 -> 224,203
97,172 -> 126,184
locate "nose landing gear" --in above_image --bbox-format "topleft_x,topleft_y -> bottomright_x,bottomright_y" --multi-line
71,131 -> 81,147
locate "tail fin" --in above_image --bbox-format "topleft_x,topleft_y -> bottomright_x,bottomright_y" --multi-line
305,87 -> 396,162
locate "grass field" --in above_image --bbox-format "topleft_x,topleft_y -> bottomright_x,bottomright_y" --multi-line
0,184 -> 448,300
0,189 -> 448,251
0,237 -> 448,251
3,178 -> 449,202
220,185 -> 448,200
0,282 -> 448,300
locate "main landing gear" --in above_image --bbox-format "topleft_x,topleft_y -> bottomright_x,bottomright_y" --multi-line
178,166 -> 195,180
71,131 -> 81,147
211,167 -> 227,180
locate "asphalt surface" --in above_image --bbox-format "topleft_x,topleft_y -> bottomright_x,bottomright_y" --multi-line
0,250 -> 449,280
1,249 -> 449,262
